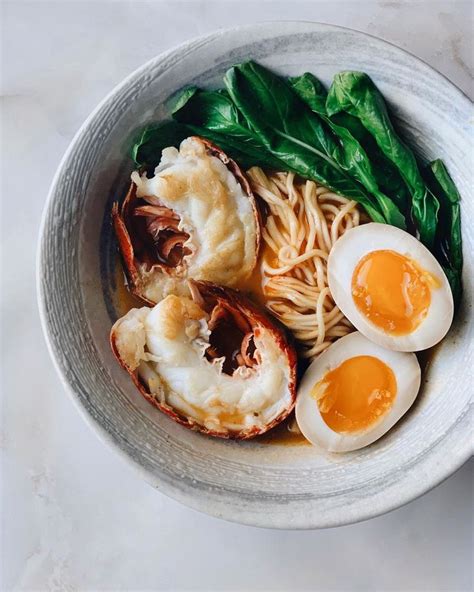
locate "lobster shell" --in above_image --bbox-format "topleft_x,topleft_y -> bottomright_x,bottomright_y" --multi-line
112,137 -> 262,305
110,281 -> 297,440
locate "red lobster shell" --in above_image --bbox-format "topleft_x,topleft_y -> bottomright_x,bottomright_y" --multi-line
113,137 -> 261,305
110,281 -> 297,440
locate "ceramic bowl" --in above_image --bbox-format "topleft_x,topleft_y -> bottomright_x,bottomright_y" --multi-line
38,21 -> 473,529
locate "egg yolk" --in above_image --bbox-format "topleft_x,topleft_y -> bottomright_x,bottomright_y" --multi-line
312,355 -> 397,434
352,249 -> 434,335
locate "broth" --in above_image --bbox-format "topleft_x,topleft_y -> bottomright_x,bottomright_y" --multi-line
256,414 -> 310,446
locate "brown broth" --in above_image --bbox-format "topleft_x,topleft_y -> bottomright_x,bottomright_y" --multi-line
416,345 -> 436,374
235,242 -> 273,306
113,262 -> 144,317
257,413 -> 310,446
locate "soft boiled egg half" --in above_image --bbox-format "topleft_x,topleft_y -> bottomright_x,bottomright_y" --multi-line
295,332 -> 421,452
328,223 -> 454,351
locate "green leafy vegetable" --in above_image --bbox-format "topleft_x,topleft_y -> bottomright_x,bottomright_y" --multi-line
326,71 -> 439,248
132,91 -> 285,171
172,88 -> 250,135
171,88 -> 285,169
424,159 -> 463,302
131,121 -> 190,170
171,86 -> 199,112
289,73 -> 406,229
223,61 -> 385,223
429,160 -> 463,271
329,102 -> 411,214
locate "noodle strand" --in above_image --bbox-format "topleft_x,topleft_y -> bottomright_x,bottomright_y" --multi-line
247,167 -> 363,359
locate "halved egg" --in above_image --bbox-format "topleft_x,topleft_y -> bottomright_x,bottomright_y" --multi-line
110,281 -> 297,439
328,223 -> 454,351
113,136 -> 260,304
295,332 -> 421,452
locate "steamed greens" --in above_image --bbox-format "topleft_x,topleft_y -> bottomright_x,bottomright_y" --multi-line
288,72 -> 406,229
326,71 -> 439,249
289,73 -> 411,215
131,60 -> 463,301
132,121 -> 190,171
223,62 -> 387,224
134,88 -> 285,171
172,87 -> 286,170
424,159 -> 463,303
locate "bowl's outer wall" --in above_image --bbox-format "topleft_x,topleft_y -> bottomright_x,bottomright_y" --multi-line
39,22 -> 473,529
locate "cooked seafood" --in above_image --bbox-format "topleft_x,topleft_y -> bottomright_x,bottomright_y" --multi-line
113,137 -> 260,304
110,61 -> 462,449
110,281 -> 297,439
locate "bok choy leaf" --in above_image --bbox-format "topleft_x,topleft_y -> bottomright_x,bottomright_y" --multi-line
326,71 -> 439,248
223,61 -> 386,224
289,72 -> 406,229
424,159 -> 463,303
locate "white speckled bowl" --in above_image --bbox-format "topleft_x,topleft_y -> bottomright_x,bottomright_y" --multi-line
38,22 -> 473,529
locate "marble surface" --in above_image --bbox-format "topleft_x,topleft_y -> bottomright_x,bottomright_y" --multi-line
1,1 -> 473,590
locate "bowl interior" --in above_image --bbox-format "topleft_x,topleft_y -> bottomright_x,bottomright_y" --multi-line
39,22 -> 473,528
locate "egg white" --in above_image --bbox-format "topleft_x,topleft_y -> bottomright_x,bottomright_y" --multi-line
328,223 -> 454,351
295,332 -> 421,452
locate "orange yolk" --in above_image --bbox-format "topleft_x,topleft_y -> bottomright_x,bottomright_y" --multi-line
312,355 -> 397,434
352,249 -> 434,335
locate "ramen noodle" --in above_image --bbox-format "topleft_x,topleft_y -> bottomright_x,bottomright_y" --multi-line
247,167 -> 366,360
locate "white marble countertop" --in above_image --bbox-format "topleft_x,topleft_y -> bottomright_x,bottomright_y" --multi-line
1,1 -> 473,590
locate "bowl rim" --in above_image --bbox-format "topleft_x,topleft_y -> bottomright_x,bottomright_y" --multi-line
37,20 -> 473,529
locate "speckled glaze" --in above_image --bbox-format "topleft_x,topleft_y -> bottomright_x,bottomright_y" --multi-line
38,22 -> 473,529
